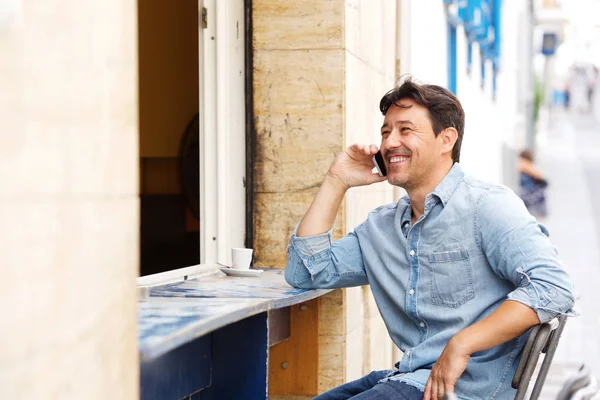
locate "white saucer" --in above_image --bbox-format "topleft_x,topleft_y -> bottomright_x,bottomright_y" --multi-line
219,267 -> 264,277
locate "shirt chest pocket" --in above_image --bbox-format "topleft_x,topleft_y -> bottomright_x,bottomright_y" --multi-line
427,248 -> 475,308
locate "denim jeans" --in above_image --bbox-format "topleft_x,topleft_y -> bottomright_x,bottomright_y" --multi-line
313,370 -> 423,400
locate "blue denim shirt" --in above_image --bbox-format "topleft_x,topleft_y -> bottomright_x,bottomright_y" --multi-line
285,164 -> 576,400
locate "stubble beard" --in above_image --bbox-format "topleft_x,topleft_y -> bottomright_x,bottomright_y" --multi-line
387,164 -> 429,192
387,170 -> 412,190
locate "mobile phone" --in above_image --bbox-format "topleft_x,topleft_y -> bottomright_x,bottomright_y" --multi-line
372,150 -> 387,177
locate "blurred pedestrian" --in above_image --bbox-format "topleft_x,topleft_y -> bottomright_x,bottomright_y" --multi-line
587,65 -> 598,112
518,150 -> 548,219
568,65 -> 591,113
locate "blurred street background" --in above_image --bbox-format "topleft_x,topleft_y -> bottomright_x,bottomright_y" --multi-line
524,1 -> 600,396
528,109 -> 600,398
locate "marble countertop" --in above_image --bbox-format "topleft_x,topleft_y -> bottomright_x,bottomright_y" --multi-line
139,268 -> 330,361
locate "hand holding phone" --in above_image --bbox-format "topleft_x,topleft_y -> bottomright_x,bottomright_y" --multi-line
328,144 -> 386,188
372,150 -> 387,177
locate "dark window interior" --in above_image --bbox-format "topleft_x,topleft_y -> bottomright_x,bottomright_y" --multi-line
137,0 -> 200,276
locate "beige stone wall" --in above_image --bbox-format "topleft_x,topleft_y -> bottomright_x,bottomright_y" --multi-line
253,0 -> 400,396
362,287 -> 396,374
253,2 -> 349,396
344,0 -> 401,381
0,1 -> 139,399
318,290 -> 346,392
253,0 -> 346,268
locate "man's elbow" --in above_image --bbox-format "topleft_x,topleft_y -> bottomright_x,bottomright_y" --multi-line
541,280 -> 578,322
284,263 -> 299,288
554,269 -> 577,309
560,279 -> 577,312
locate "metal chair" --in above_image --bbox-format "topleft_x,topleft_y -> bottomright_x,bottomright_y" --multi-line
444,315 -> 595,400
512,315 -> 568,400
442,316 -> 568,400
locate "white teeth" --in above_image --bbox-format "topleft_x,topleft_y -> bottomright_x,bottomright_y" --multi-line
389,156 -> 408,163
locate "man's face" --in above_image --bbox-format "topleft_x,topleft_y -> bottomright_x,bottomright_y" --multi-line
380,99 -> 445,190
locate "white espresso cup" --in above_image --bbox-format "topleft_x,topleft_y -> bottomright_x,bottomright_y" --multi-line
231,248 -> 253,269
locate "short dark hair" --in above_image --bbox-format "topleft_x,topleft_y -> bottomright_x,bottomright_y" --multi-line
519,149 -> 534,162
379,77 -> 465,163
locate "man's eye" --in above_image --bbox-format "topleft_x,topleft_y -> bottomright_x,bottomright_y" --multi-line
381,131 -> 390,136
400,128 -> 410,132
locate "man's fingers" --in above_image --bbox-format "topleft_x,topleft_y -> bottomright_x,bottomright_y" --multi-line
348,143 -> 364,154
437,381 -> 445,399
349,143 -> 379,156
369,174 -> 387,185
424,379 -> 432,400
431,380 -> 439,400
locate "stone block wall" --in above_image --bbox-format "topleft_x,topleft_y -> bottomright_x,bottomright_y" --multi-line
252,0 -> 401,397
252,0 -> 346,268
343,0 -> 400,382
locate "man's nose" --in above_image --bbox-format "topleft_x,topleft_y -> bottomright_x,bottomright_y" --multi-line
386,128 -> 402,148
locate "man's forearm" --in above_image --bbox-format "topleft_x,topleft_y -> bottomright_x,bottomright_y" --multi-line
296,173 -> 348,237
450,300 -> 540,355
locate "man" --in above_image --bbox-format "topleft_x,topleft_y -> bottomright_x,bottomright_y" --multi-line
284,78 -> 576,400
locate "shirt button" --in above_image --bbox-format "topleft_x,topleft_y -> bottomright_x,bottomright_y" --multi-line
409,250 -> 415,256
419,322 -> 425,328
409,289 -> 415,295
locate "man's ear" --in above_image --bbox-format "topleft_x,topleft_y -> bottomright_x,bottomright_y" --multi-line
440,127 -> 458,156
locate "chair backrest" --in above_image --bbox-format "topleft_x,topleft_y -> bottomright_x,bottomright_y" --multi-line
512,315 -> 568,400
443,316 -> 570,400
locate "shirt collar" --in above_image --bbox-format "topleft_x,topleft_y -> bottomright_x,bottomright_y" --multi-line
397,162 -> 465,228
399,195 -> 412,230
431,163 -> 465,206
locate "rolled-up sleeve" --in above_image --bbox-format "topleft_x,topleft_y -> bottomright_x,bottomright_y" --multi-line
285,223 -> 368,289
477,187 -> 578,323
291,223 -> 333,259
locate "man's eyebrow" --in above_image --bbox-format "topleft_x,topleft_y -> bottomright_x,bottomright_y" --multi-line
398,120 -> 415,126
380,122 -> 389,131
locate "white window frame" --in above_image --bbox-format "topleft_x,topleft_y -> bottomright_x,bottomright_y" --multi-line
199,0 -> 247,266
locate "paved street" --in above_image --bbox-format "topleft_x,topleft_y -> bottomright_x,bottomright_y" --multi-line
533,109 -> 600,398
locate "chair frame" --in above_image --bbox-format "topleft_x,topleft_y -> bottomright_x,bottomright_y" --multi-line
512,315 -> 568,400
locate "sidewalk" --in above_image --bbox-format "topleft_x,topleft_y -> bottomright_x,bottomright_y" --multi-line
533,108 -> 600,398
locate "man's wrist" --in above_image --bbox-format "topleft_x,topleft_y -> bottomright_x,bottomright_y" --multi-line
448,332 -> 474,356
324,171 -> 350,193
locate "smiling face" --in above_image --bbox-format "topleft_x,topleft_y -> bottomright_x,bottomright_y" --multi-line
380,99 -> 450,191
